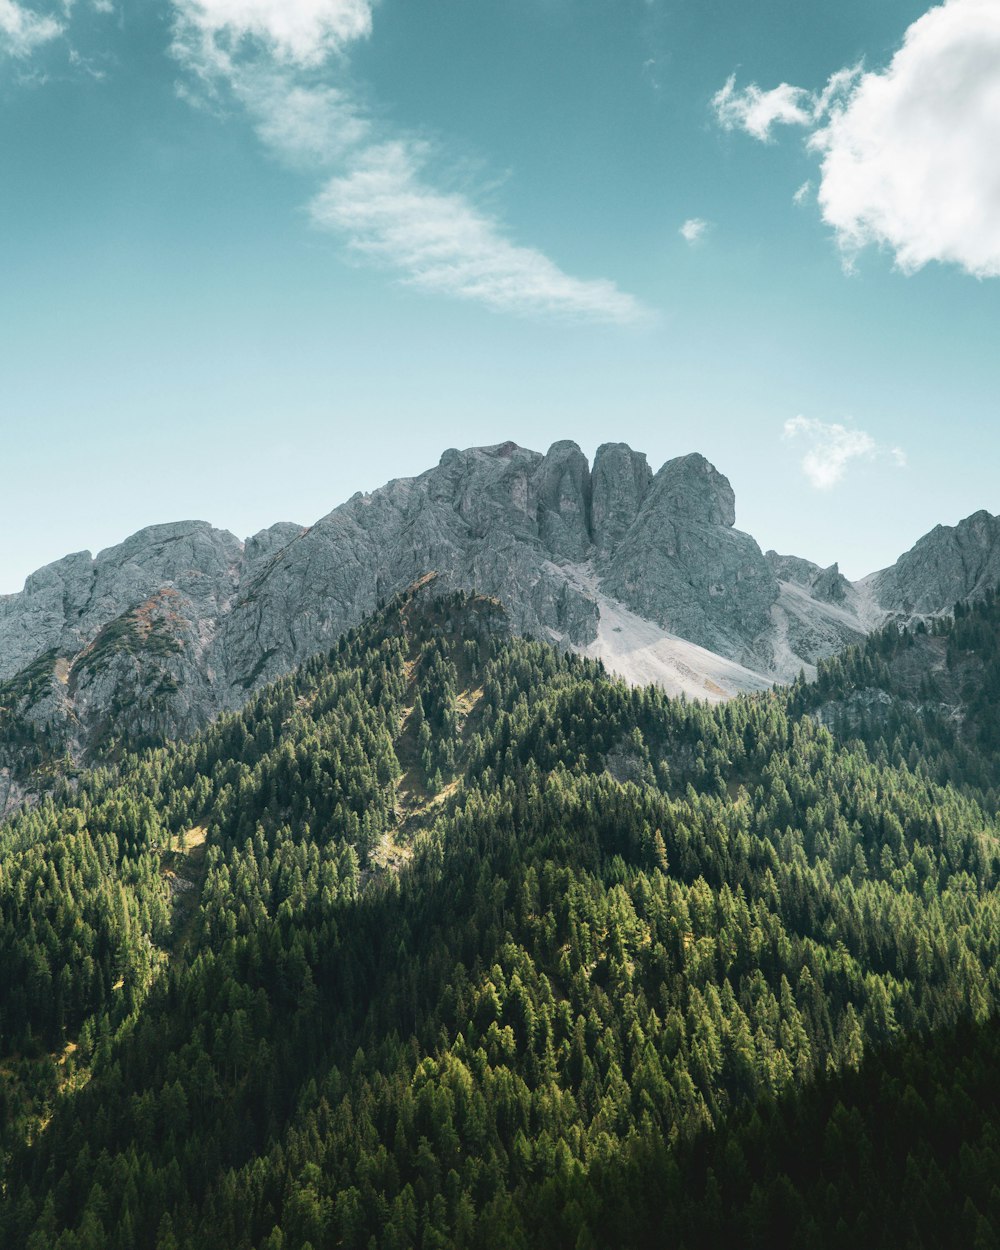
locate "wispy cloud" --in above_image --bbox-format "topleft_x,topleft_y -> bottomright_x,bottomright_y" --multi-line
0,0 -> 63,57
783,416 -> 905,490
712,67 -> 860,143
712,76 -> 815,142
170,0 -> 647,323
240,72 -> 369,167
679,217 -> 709,245
713,0 -> 1000,279
172,0 -> 373,68
310,141 -> 647,322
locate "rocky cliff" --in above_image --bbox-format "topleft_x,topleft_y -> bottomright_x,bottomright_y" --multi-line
0,438 -> 995,807
863,510 -> 1000,618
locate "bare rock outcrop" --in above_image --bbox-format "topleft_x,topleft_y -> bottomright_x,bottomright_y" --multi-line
1,437 -> 997,802
867,510 -> 1000,618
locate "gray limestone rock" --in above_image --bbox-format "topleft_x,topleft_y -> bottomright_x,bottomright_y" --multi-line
598,453 -> 778,667
868,510 -> 1000,618
215,442 -> 601,698
651,453 -> 736,528
765,551 -> 822,587
1,436 -> 997,810
533,440 -> 592,562
766,552 -> 852,605
591,443 -> 652,552
811,563 -> 850,605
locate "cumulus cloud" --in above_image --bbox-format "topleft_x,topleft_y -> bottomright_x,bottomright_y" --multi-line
783,416 -> 905,490
811,0 -> 1000,276
679,217 -> 709,244
714,0 -> 1000,279
311,142 -> 648,322
169,0 -> 646,322
0,0 -> 63,57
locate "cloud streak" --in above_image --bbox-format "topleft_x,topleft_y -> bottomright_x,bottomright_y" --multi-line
713,0 -> 1000,279
783,416 -> 905,490
311,142 -> 647,321
170,0 -> 647,323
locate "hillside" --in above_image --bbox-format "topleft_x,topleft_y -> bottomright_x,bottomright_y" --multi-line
1,581 -> 1000,1246
790,588 -> 1000,802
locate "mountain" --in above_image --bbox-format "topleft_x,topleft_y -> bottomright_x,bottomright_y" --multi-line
3,582 -> 1000,1247
1,439 -> 998,809
864,508 -> 1000,617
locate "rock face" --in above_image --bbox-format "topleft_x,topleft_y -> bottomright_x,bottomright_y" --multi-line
591,443 -> 652,551
766,552 -> 851,603
865,510 -> 1000,617
1,437 -> 997,804
599,454 -> 777,667
534,440 -> 592,561
0,522 -> 241,684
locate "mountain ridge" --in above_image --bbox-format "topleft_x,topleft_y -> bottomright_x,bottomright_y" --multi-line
1,438 -> 997,809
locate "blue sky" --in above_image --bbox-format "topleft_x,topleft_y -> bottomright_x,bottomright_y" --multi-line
1,0 -> 998,590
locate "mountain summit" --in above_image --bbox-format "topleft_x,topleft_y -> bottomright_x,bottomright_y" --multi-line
1,440 -> 996,809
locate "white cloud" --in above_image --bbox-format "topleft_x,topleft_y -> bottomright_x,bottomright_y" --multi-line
712,75 -> 814,141
240,72 -> 369,166
310,141 -> 648,323
712,67 -> 860,142
679,217 -> 709,244
783,416 -> 904,490
792,180 -> 812,207
811,0 -> 1000,277
169,0 -> 647,323
172,0 -> 372,67
714,0 -> 1000,279
0,0 -> 63,57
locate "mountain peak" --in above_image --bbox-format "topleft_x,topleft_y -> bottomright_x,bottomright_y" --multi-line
652,452 -> 736,528
871,506 -> 1000,617
591,442 -> 652,551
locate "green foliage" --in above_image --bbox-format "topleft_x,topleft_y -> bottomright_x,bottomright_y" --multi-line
790,586 -> 1000,801
0,650 -> 69,778
75,613 -> 177,679
2,585 -> 1000,1246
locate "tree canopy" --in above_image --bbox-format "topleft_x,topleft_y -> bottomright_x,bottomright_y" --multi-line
1,584 -> 1000,1248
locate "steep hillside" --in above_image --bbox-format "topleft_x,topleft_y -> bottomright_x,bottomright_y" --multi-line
2,584 -> 1000,1246
790,588 -> 1000,802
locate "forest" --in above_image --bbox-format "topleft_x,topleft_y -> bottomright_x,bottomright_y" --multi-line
1,581 -> 1000,1247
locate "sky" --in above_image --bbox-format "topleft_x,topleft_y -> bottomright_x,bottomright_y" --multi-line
1,0 -> 999,591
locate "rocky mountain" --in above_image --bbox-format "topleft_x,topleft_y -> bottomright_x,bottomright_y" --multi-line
863,509 -> 1000,617
0,437 -> 996,808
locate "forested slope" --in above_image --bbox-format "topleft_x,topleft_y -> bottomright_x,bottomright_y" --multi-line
791,587 -> 1000,800
1,580 -> 1000,1247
